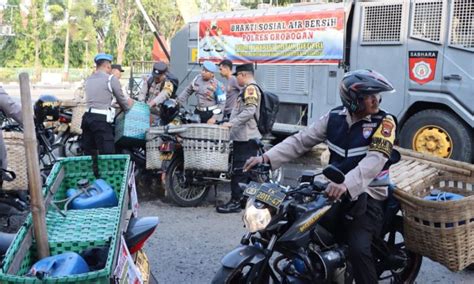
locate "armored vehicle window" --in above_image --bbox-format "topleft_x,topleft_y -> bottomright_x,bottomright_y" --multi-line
411,0 -> 444,43
449,0 -> 473,51
361,2 -> 404,45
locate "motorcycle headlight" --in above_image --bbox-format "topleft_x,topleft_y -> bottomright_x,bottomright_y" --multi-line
243,199 -> 271,233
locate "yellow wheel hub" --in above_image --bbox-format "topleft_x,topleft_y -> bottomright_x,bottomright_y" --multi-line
413,126 -> 452,158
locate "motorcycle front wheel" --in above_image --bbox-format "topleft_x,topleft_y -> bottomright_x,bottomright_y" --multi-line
165,156 -> 209,207
212,265 -> 271,284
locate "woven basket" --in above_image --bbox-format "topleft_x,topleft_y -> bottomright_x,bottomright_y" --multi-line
145,125 -> 188,170
394,173 -> 474,271
70,103 -> 87,135
2,132 -> 28,191
181,124 -> 230,172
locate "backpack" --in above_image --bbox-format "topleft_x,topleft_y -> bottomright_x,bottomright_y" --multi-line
250,84 -> 279,135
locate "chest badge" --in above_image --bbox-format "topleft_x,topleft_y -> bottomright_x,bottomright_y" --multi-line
363,127 -> 373,139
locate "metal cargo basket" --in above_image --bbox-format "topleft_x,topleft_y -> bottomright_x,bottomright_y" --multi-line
145,125 -> 187,170
394,173 -> 474,271
180,124 -> 230,172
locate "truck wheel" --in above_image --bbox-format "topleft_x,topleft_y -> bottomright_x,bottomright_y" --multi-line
400,109 -> 473,162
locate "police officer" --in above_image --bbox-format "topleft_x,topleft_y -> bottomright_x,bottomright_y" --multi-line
111,64 -> 124,80
139,62 -> 179,115
244,70 -> 397,283
218,59 -> 241,119
177,61 -> 225,124
81,53 -> 132,155
0,86 -> 22,183
217,63 -> 261,213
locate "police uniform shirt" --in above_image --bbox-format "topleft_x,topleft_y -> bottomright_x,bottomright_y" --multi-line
177,75 -> 225,119
84,70 -> 129,111
138,76 -> 173,103
0,86 -> 23,170
228,80 -> 261,141
224,76 -> 241,115
264,107 -> 397,201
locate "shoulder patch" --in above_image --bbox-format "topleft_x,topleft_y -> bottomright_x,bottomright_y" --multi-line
244,85 -> 259,106
163,80 -> 174,94
369,115 -> 396,157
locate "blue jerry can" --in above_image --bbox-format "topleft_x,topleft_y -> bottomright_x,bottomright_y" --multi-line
66,179 -> 118,209
27,252 -> 89,278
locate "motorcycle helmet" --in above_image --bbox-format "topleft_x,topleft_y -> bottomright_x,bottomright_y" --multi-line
34,95 -> 60,122
159,99 -> 179,124
339,69 -> 394,113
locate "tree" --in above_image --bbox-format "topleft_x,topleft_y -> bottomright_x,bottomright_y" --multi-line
113,0 -> 137,64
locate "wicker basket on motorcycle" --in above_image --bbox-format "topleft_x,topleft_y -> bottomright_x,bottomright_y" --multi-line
0,155 -> 131,283
145,125 -> 188,170
70,102 -> 87,135
180,124 -> 230,172
2,131 -> 28,191
394,173 -> 474,271
115,101 -> 150,147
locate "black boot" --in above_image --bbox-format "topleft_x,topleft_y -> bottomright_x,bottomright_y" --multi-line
216,199 -> 241,214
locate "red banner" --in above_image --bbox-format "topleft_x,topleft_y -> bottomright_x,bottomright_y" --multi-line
198,9 -> 344,64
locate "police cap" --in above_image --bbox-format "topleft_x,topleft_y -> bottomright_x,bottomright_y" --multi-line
94,53 -> 113,64
233,63 -> 254,76
111,64 -> 124,72
152,61 -> 168,77
202,61 -> 218,73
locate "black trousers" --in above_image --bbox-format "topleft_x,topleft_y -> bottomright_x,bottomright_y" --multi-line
320,194 -> 384,284
81,112 -> 115,155
194,109 -> 213,123
230,141 -> 259,201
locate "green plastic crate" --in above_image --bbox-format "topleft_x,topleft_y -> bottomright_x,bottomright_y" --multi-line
115,101 -> 150,147
0,155 -> 131,283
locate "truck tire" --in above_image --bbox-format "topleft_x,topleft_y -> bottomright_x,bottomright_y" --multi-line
400,109 -> 473,162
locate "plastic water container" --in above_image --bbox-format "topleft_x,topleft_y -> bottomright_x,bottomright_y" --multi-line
27,252 -> 89,278
66,179 -> 118,209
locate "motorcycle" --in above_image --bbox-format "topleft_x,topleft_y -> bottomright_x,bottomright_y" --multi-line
157,108 -> 283,207
212,164 -> 422,283
56,106 -> 83,157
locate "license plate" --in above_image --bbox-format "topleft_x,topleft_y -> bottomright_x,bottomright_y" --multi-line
160,153 -> 173,160
245,183 -> 285,208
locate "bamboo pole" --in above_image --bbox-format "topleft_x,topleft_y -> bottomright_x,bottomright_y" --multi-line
19,73 -> 50,258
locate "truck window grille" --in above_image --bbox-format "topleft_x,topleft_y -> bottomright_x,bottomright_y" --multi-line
262,66 -> 277,91
449,0 -> 474,50
279,66 -> 291,92
362,3 -> 403,44
411,0 -> 443,43
293,66 -> 308,94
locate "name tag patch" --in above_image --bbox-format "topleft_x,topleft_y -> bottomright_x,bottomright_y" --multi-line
363,127 -> 373,139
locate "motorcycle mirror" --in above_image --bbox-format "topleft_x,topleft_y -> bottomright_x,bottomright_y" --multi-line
212,108 -> 222,115
322,165 -> 345,184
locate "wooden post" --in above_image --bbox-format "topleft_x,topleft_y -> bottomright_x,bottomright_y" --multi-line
19,73 -> 50,258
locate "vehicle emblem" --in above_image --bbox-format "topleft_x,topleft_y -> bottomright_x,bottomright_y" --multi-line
408,51 -> 438,85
